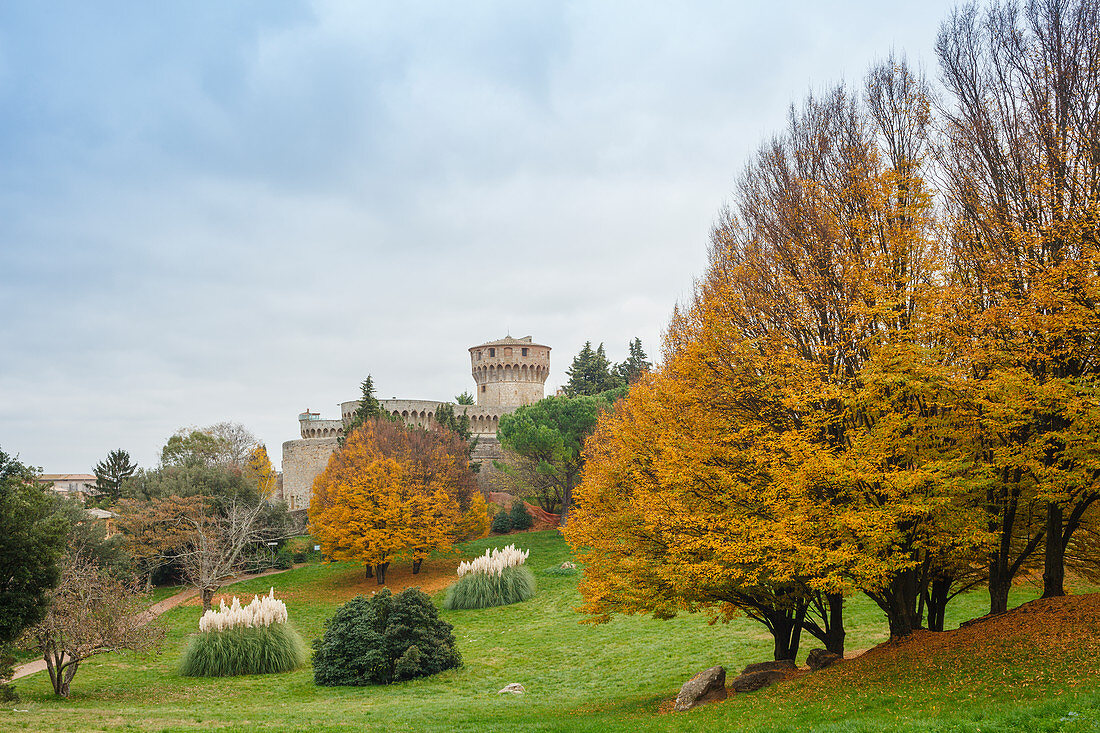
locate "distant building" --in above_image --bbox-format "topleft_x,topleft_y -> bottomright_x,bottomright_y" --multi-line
38,473 -> 97,502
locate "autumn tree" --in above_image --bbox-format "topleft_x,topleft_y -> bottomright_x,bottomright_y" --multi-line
25,555 -> 164,697
115,495 -> 205,589
935,0 -> 1100,604
246,444 -> 277,499
309,419 -> 482,582
568,60 -> 992,646
92,449 -> 137,503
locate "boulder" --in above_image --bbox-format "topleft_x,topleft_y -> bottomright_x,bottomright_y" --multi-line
674,665 -> 727,712
730,669 -> 789,693
741,659 -> 796,676
806,648 -> 843,671
497,683 -> 526,694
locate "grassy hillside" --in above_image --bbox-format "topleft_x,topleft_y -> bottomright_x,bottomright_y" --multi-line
4,530 -> 1098,732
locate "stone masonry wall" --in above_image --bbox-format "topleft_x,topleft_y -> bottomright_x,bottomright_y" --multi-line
280,437 -> 339,512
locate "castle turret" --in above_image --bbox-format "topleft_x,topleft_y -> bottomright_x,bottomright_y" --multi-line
469,336 -> 550,407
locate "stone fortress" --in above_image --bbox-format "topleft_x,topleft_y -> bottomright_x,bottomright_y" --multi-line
277,335 -> 551,512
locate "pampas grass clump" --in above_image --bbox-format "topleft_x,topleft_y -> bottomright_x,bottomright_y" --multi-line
179,588 -> 307,677
444,546 -> 535,610
179,623 -> 307,677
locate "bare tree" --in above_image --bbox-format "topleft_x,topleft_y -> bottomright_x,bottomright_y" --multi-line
204,421 -> 260,468
177,498 -> 269,611
25,555 -> 164,697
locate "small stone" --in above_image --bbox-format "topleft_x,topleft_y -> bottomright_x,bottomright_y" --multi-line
806,649 -> 843,671
741,659 -> 796,676
497,683 -> 526,694
674,665 -> 727,712
730,669 -> 788,693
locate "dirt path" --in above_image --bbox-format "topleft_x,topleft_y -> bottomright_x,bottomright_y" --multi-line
8,567 -> 290,682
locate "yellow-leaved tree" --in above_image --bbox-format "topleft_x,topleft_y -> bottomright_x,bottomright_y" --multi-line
246,444 -> 277,499
309,418 -> 486,584
568,57 -> 990,652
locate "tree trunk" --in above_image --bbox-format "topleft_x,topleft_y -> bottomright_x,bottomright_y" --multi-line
765,604 -> 806,661
871,568 -> 921,638
985,567 -> 1007,611
1043,502 -> 1066,598
926,575 -> 952,632
365,564 -> 373,579
824,593 -> 845,656
58,661 -> 79,697
412,558 -> 423,575
559,481 -> 573,527
201,587 -> 215,612
376,562 -> 389,585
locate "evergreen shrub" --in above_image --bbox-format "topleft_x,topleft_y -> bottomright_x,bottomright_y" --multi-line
491,510 -> 511,534
508,501 -> 533,530
312,588 -> 460,686
273,550 -> 293,570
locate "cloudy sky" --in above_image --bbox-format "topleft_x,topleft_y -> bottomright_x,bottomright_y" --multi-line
0,1 -> 960,471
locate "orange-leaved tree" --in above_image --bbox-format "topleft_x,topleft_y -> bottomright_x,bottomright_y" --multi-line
309,418 -> 484,584
569,58 -> 989,646
935,0 -> 1100,604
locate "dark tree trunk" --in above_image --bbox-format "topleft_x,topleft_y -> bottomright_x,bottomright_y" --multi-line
802,592 -> 846,656
375,562 -> 389,585
412,558 -> 423,575
365,564 -> 373,579
1043,502 -> 1067,598
201,587 -> 215,612
559,481 -> 573,527
988,559 -> 1012,615
824,593 -> 845,656
870,568 -> 921,638
926,575 -> 952,632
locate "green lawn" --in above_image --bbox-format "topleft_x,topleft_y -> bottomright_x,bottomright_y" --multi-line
4,530 -> 1098,732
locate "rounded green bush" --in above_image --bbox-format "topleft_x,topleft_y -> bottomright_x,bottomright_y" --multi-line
178,623 -> 307,677
312,588 -> 460,686
443,565 -> 536,610
508,501 -> 533,531
490,510 -> 511,534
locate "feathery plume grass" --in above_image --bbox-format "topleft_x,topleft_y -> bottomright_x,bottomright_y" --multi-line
180,588 -> 306,677
445,546 -> 534,610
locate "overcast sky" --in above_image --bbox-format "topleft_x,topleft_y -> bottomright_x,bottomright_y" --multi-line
0,1 -> 961,471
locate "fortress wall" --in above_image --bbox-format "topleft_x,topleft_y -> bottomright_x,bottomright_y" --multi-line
281,438 -> 338,512
481,381 -> 543,408
299,419 -> 344,439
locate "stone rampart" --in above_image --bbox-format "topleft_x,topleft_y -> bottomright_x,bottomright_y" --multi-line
280,437 -> 338,511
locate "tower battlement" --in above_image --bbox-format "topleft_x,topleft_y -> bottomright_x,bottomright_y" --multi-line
469,335 -> 550,408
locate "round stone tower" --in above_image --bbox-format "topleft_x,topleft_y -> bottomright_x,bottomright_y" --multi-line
470,335 -> 550,407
